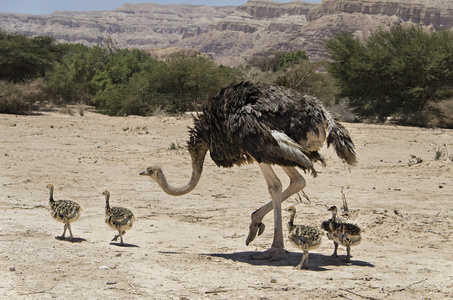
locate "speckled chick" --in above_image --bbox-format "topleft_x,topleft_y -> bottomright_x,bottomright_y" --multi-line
285,206 -> 322,269
325,206 -> 362,262
102,190 -> 135,246
46,184 -> 82,241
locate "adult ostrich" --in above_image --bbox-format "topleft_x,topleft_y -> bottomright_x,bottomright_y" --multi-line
140,81 -> 356,260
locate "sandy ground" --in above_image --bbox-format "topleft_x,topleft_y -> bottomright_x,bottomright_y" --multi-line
1,110 -> 452,299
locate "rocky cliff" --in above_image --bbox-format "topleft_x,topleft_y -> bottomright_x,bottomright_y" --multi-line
1,0 -> 453,65
176,0 -> 453,64
0,4 -> 235,49
308,0 -> 453,29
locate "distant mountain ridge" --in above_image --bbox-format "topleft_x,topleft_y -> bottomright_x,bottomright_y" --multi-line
1,0 -> 452,65
0,3 -> 235,49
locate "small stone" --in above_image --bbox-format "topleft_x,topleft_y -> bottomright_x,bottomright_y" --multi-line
9,267 -> 15,272
270,278 -> 277,283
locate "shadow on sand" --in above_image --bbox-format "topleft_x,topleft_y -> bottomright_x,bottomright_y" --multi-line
204,251 -> 374,271
158,250 -> 374,270
55,236 -> 86,243
109,242 -> 139,248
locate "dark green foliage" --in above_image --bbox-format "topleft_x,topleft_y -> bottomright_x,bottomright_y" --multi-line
92,52 -> 240,116
326,25 -> 453,121
250,50 -> 309,72
273,61 -> 336,105
0,30 -> 64,82
276,50 -> 309,71
1,31 -> 324,117
46,40 -> 158,110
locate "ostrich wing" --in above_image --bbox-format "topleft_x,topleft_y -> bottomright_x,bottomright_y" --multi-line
194,82 -> 334,173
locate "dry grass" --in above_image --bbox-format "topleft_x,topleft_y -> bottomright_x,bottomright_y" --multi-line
0,79 -> 45,114
427,99 -> 453,128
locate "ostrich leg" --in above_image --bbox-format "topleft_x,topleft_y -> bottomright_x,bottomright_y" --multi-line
59,223 -> 68,239
250,163 -> 285,260
246,166 -> 306,246
67,223 -> 75,241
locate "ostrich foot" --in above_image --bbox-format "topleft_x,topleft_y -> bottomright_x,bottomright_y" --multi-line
246,222 -> 265,245
295,264 -> 309,270
248,246 -> 283,260
111,235 -> 120,242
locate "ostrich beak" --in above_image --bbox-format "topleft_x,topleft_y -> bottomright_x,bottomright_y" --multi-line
139,170 -> 149,176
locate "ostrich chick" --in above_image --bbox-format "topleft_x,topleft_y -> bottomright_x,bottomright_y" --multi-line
285,206 -> 322,269
102,191 -> 135,246
46,184 -> 82,241
325,206 -> 362,262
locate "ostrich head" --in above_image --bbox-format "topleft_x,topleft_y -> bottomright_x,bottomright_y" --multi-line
327,206 -> 338,213
327,205 -> 338,220
284,206 -> 297,213
140,166 -> 163,182
101,190 -> 110,197
46,184 -> 55,201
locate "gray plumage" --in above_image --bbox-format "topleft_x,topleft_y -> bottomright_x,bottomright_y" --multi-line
285,206 -> 322,269
103,190 -> 135,246
322,206 -> 362,262
190,81 -> 357,175
46,184 -> 82,241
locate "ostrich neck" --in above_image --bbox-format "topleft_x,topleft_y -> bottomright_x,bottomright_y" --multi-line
287,211 -> 296,231
331,210 -> 337,222
158,147 -> 208,196
105,195 -> 110,211
49,189 -> 54,202
329,210 -> 338,232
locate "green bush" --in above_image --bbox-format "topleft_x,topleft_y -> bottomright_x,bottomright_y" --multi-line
0,31 -> 64,82
326,25 -> 453,122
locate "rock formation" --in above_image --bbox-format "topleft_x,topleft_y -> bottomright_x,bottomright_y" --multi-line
0,3 -> 235,49
1,0 -> 452,65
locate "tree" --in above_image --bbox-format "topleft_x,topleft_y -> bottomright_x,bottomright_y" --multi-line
0,31 -> 63,82
151,52 -> 235,113
326,25 -> 453,121
249,50 -> 309,72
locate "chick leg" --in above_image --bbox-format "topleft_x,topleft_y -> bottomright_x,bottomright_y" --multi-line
296,250 -> 309,269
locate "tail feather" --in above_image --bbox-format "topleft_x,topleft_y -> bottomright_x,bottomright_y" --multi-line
326,121 -> 357,165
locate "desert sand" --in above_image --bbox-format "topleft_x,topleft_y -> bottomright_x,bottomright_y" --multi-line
1,110 -> 452,299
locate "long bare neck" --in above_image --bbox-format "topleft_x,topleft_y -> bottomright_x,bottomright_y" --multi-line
157,170 -> 202,196
157,146 -> 208,196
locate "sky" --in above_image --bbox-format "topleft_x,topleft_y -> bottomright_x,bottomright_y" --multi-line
0,0 -> 322,15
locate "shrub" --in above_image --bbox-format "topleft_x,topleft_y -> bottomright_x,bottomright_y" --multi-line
326,25 -> 453,121
0,79 -> 45,114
